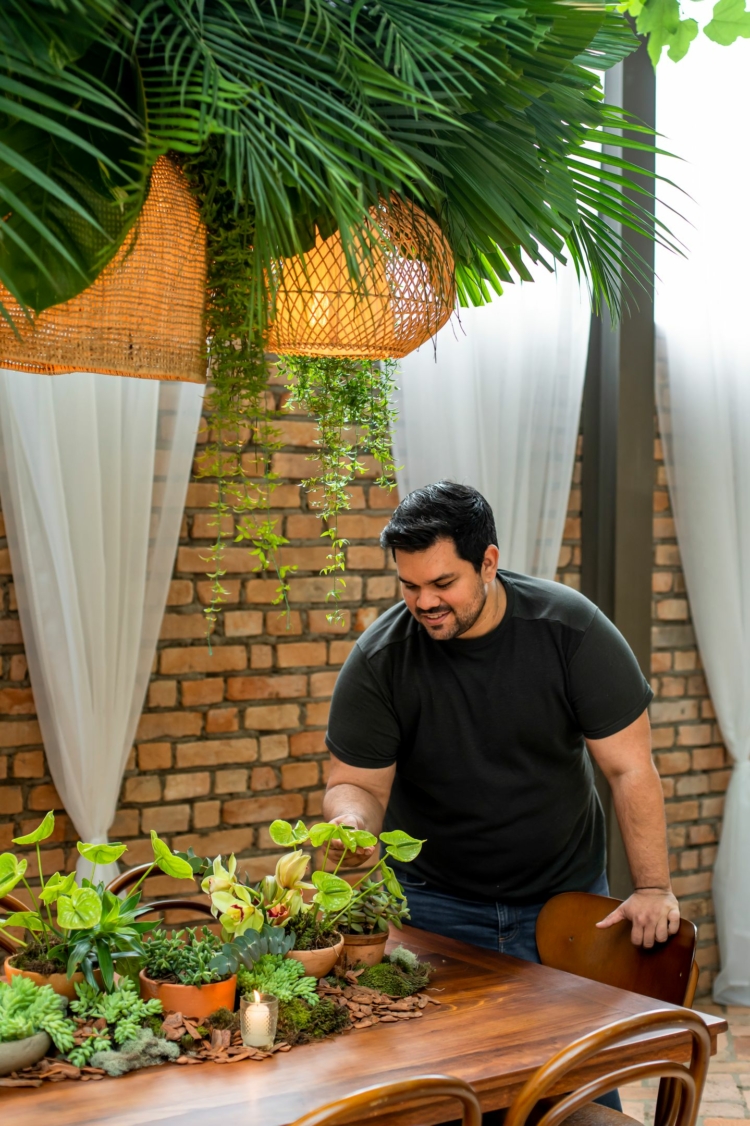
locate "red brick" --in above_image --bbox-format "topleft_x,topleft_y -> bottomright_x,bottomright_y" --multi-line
0,548 -> 11,575
260,735 -> 289,762
178,546 -> 262,574
272,452 -> 321,480
251,645 -> 274,669
676,724 -> 712,746
655,545 -> 680,566
244,580 -> 287,604
709,769 -> 732,792
651,652 -> 672,673
275,419 -> 320,447
654,751 -> 691,775
285,515 -> 324,539
310,671 -> 339,697
673,650 -> 698,671
0,824 -> 13,848
653,517 -> 676,538
688,824 -> 717,845
193,801 -> 221,829
675,774 -> 708,796
27,783 -> 63,811
167,579 -> 194,606
265,610 -> 303,636
215,769 -> 248,793
160,614 -> 209,640
224,610 -> 264,637
206,707 -> 239,734
564,517 -> 581,540
160,647 -> 247,675
0,755 -> 6,780
671,872 -> 712,896
282,761 -> 319,789
227,675 -> 307,701
276,642 -> 327,668
190,512 -> 234,539
366,576 -> 397,601
308,610 -> 350,634
148,680 -> 178,708
196,579 -> 241,605
659,677 -> 685,698
0,720 -> 42,747
665,800 -> 700,823
172,828 -> 256,855
124,776 -> 162,803
136,711 -> 203,740
0,688 -> 35,715
137,742 -> 172,771
185,482 -> 219,506
306,701 -> 330,726
181,679 -> 225,707
244,704 -> 300,731
701,796 -> 725,818
650,701 -> 699,724
290,731 -> 327,757
337,514 -> 389,539
652,572 -> 673,593
109,809 -> 140,838
250,766 -> 278,791
0,621 -> 23,644
222,794 -> 304,825
329,641 -> 357,664
12,750 -> 45,778
355,607 -> 378,632
278,546 -> 331,571
9,655 -> 27,681
141,805 -> 191,833
175,738 -> 258,767
0,785 -> 22,813
368,486 -> 398,510
655,599 -> 689,621
288,577 -> 362,604
306,790 -> 325,817
164,772 -> 211,801
651,727 -> 676,749
691,746 -> 725,771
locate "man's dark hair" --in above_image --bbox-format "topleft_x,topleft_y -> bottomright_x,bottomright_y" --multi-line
380,481 -> 497,572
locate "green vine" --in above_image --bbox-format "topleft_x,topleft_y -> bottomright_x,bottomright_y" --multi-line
280,356 -> 398,621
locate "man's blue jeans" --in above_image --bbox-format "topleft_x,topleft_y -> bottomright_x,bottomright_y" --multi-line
396,869 -> 622,1114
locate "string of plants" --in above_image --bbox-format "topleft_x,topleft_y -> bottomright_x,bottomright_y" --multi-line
0,811 -> 433,1081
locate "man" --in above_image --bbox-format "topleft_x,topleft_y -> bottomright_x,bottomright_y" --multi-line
323,481 -> 679,960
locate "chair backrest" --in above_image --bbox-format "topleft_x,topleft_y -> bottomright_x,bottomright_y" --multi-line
504,1008 -> 710,1126
289,1075 -> 482,1126
536,893 -> 698,1006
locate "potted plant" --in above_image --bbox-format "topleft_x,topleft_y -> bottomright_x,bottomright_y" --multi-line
334,879 -> 411,969
0,813 -> 195,997
0,974 -> 75,1076
139,927 -> 237,1020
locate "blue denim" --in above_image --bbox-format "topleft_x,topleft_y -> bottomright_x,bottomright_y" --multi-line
396,869 -> 622,1115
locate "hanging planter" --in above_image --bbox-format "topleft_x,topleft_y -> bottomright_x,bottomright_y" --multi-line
268,195 -> 455,360
0,157 -> 207,383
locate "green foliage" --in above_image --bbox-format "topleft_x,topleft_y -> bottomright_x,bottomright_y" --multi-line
66,977 -> 163,1067
289,910 -> 338,952
89,1027 -> 180,1077
338,878 -> 410,936
0,975 -> 75,1051
142,927 -> 224,986
705,0 -> 750,43
356,953 -> 433,997
276,996 -> 350,1046
209,924 -> 295,980
237,954 -> 319,1006
280,357 -> 398,619
619,0 -> 750,62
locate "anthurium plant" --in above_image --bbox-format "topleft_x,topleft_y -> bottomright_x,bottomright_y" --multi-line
0,813 -> 194,991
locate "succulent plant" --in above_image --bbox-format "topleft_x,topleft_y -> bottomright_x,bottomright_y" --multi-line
209,923 -> 294,980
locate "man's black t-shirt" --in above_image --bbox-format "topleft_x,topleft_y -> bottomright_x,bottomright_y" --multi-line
326,570 -> 653,904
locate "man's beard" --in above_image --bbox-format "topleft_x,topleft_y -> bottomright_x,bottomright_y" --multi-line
416,580 -> 487,640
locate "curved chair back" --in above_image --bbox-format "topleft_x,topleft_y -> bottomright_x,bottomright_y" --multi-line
504,1008 -> 710,1126
290,1075 -> 482,1126
536,893 -> 698,1006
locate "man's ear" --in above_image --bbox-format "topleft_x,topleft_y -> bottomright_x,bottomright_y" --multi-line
482,544 -> 500,580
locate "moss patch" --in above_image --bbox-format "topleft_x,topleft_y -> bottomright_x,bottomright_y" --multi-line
277,997 -> 350,1045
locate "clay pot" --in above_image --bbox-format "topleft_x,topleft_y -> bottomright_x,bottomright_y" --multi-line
286,933 -> 344,979
138,970 -> 237,1019
338,930 -> 388,970
0,1031 -> 51,1077
4,956 -> 102,1001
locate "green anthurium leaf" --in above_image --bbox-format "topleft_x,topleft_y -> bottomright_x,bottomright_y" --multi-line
352,829 -> 378,849
307,822 -> 339,848
379,831 -> 425,864
12,810 -> 55,846
0,853 -> 27,898
77,841 -> 127,867
0,910 -> 45,932
704,0 -> 750,44
311,871 -> 353,913
380,863 -> 405,900
56,886 -> 103,930
150,830 -> 195,880
268,820 -> 303,846
39,870 -> 77,904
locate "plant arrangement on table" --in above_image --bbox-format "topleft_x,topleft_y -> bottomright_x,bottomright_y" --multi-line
138,927 -> 239,1022
0,812 -> 195,996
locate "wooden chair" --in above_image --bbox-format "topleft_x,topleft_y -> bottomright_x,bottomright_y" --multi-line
289,1075 -> 483,1126
536,893 -> 699,1006
504,1008 -> 710,1126
106,863 -> 214,922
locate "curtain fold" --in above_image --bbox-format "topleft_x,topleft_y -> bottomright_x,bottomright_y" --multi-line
0,370 -> 203,882
655,37 -> 750,1004
393,265 -> 589,578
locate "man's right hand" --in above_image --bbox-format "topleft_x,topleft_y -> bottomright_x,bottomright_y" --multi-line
324,814 -> 378,870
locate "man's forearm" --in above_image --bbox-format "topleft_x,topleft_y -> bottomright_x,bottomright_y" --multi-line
608,761 -> 672,889
323,781 -> 387,834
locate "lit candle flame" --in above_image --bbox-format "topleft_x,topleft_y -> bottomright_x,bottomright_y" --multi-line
253,990 -> 262,1004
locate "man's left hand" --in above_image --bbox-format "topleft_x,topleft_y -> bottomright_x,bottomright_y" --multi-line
596,887 -> 680,947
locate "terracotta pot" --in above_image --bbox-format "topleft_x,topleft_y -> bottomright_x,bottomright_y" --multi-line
138,970 -> 237,1019
338,930 -> 388,970
4,956 -> 102,1001
0,1031 -> 51,1077
286,933 -> 344,979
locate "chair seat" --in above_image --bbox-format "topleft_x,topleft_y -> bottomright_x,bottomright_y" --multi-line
563,1104 -> 641,1126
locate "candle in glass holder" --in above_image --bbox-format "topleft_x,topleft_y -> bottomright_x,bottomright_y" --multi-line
240,990 -> 279,1049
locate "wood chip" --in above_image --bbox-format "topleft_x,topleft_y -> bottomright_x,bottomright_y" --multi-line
0,1078 -> 43,1088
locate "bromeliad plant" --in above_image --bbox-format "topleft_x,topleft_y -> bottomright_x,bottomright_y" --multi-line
0,813 -> 195,991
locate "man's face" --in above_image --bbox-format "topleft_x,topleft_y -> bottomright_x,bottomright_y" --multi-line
395,537 -> 498,640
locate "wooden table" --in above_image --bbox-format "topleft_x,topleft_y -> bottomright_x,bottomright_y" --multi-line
0,927 -> 726,1126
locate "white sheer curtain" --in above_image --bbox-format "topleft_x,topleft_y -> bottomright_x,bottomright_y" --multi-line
0,371 -> 203,882
393,265 -> 590,577
655,38 -> 750,1004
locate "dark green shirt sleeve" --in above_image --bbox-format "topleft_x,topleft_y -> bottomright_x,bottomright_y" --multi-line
325,643 -> 401,767
567,609 -> 653,739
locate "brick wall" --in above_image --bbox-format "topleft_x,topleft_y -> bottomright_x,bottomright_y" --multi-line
0,399 -> 725,993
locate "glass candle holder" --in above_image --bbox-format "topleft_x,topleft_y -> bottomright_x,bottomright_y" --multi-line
240,992 -> 279,1050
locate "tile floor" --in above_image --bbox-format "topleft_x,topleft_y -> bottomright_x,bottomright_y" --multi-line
620,1004 -> 750,1126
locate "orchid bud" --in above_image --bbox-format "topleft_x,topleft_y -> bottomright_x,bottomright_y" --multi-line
275,851 -> 310,889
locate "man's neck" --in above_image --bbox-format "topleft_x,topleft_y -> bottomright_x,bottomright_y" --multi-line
459,575 -> 507,640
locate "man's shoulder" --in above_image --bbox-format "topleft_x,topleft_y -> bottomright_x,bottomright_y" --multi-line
503,570 -> 598,634
355,600 -> 418,661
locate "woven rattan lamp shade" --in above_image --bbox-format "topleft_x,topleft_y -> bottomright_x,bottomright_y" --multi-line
268,196 -> 455,359
0,157 -> 207,383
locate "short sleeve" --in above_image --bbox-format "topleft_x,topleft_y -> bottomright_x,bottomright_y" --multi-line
326,643 -> 401,767
567,610 -> 653,739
